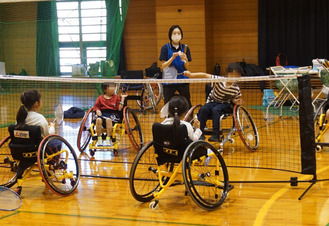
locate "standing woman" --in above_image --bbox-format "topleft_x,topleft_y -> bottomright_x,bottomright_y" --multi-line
159,25 -> 192,107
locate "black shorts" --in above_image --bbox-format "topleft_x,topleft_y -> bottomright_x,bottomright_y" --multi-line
97,109 -> 122,128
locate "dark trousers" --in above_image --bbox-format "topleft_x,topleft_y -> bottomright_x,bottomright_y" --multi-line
198,102 -> 233,134
163,84 -> 191,108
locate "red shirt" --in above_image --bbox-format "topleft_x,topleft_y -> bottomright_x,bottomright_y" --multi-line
94,94 -> 121,111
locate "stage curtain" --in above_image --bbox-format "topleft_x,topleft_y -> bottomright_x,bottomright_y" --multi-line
258,0 -> 329,70
36,1 -> 59,76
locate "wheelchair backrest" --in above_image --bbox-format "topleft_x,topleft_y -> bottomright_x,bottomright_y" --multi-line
120,70 -> 144,90
152,122 -> 192,165
8,125 -> 42,161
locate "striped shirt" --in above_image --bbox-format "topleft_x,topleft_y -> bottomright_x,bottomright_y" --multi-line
207,75 -> 241,103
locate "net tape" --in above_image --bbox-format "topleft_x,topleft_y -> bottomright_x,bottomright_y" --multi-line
0,74 -> 298,84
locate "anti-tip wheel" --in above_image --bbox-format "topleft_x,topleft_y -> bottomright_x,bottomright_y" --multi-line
316,145 -> 323,152
149,200 -> 159,210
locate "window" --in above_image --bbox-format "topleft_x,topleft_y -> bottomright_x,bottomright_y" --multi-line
57,0 -> 107,74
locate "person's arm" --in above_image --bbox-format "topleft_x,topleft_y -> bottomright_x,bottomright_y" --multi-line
232,98 -> 244,105
94,97 -> 102,116
183,71 -> 212,78
118,93 -> 128,111
181,45 -> 191,70
160,52 -> 180,70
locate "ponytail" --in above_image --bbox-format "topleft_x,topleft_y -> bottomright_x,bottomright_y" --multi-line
168,96 -> 189,133
16,105 -> 28,129
172,107 -> 180,132
15,90 -> 41,129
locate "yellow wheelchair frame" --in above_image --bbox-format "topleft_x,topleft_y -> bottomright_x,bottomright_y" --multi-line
314,99 -> 329,152
77,106 -> 144,157
0,134 -> 80,196
129,137 -> 231,210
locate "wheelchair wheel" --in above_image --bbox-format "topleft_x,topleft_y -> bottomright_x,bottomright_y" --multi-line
77,107 -> 93,152
0,136 -> 17,188
124,107 -> 144,151
234,105 -> 259,151
184,104 -> 202,127
38,135 -> 80,196
137,83 -> 163,110
182,140 -> 229,210
129,141 -> 170,202
313,99 -> 327,143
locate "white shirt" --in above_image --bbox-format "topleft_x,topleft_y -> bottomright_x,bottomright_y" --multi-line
25,111 -> 53,137
161,118 -> 202,141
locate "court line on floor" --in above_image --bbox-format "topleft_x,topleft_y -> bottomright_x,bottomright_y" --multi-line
1,210 -> 217,226
253,165 -> 329,226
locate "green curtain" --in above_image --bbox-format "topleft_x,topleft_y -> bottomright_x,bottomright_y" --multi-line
36,1 -> 59,76
105,0 -> 129,77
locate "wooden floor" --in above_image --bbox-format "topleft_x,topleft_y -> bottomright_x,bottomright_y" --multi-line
1,87 -> 329,226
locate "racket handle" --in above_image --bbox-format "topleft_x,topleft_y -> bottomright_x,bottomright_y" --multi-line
49,125 -> 55,134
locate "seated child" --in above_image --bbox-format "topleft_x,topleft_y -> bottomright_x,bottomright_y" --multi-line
12,89 -> 56,177
16,89 -> 55,136
183,71 -> 243,142
94,82 -> 127,146
161,95 -> 202,141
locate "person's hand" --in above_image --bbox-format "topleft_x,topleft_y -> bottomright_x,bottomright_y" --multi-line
49,122 -> 55,127
96,110 -> 102,116
194,119 -> 200,129
178,51 -> 187,62
121,92 -> 128,98
172,52 -> 179,59
235,99 -> 244,105
183,71 -> 191,77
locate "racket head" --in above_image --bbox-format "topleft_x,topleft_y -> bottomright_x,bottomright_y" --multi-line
0,186 -> 22,211
160,102 -> 169,118
54,104 -> 64,125
162,66 -> 177,79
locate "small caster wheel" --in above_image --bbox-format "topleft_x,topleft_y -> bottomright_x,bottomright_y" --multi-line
70,179 -> 77,186
149,200 -> 159,210
316,145 -> 323,152
90,150 -> 95,157
229,138 -> 234,144
16,186 -> 22,195
4,156 -> 10,164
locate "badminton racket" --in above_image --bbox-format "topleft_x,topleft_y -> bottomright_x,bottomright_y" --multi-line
0,186 -> 22,211
162,66 -> 183,79
53,104 -> 64,126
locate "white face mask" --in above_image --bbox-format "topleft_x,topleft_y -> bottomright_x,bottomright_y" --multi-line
171,35 -> 181,43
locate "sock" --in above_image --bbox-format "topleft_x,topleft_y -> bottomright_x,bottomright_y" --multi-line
98,136 -> 102,141
106,136 -> 110,141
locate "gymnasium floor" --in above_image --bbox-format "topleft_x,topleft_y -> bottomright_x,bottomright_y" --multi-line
1,85 -> 329,225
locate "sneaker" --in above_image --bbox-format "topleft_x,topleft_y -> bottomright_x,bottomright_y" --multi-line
104,139 -> 113,146
208,134 -> 219,142
96,140 -> 103,146
199,134 -> 205,140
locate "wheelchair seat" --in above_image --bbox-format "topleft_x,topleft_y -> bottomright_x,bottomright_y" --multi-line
152,123 -> 192,165
8,125 -> 42,161
120,70 -> 144,91
8,124 -> 42,177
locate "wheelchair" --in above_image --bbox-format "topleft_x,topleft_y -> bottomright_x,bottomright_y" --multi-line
313,97 -> 329,152
129,123 -> 230,210
184,104 -> 259,152
0,125 -> 80,196
119,70 -> 163,113
77,106 -> 143,157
